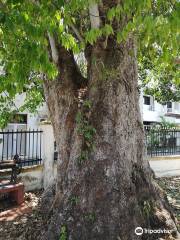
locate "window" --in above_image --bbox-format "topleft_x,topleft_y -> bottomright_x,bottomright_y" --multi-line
10,114 -> 27,124
143,96 -> 150,105
143,121 -> 151,125
167,102 -> 172,109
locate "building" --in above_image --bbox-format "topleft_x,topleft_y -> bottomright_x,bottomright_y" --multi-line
0,94 -> 49,166
1,93 -> 48,132
140,94 -> 180,126
1,92 -> 180,131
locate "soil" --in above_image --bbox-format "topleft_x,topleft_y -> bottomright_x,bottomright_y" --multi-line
0,177 -> 179,240
156,177 -> 180,231
0,191 -> 44,240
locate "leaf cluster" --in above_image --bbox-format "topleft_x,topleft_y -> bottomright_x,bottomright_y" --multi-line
0,0 -> 179,125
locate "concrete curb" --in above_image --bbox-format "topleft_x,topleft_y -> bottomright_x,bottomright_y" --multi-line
150,155 -> 180,161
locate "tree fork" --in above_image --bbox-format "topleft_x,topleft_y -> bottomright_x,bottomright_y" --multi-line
41,34 -> 179,240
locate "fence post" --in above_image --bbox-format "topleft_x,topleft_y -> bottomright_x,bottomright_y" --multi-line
41,124 -> 56,189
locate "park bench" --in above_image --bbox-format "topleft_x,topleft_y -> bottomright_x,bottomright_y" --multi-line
0,155 -> 22,183
0,155 -> 24,205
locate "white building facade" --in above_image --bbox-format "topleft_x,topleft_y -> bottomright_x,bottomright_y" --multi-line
140,94 -> 180,126
2,93 -> 180,130
2,93 -> 49,132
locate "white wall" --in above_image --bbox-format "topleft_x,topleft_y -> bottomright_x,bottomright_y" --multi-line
41,124 -> 57,189
19,165 -> 43,191
9,92 -> 180,127
141,94 -> 180,125
0,121 -> 57,191
12,93 -> 49,130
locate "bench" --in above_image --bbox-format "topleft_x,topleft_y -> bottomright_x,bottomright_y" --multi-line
0,155 -> 22,183
0,182 -> 24,205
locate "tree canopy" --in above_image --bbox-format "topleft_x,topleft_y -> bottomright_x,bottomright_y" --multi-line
0,0 -> 179,127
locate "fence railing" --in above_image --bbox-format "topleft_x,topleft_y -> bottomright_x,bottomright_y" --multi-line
0,129 -> 43,166
144,126 -> 180,157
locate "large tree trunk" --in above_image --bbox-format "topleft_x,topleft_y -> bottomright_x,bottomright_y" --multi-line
41,33 -> 179,240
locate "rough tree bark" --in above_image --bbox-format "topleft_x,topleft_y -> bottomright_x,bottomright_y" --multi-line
41,3 -> 179,240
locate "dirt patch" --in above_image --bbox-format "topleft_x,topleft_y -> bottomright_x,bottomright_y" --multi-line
0,191 -> 44,240
0,177 -> 179,240
156,176 -> 180,230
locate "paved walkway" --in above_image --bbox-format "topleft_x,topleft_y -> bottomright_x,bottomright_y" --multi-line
149,156 -> 180,177
0,202 -> 31,221
0,191 -> 41,240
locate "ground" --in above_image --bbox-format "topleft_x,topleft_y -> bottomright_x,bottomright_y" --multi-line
0,191 -> 43,240
156,177 -> 180,231
0,177 -> 179,240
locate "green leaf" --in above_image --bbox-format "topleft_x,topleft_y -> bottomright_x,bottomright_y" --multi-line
107,7 -> 116,21
102,24 -> 114,36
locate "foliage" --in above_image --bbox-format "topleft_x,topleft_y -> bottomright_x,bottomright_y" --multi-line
59,225 -> 67,240
77,150 -> 89,165
0,0 -> 179,125
141,200 -> 154,219
0,95 -> 17,128
146,118 -> 179,151
76,100 -> 96,165
138,53 -> 180,103
84,212 -> 96,223
69,195 -> 80,206
146,131 -> 159,148
0,84 -> 44,129
158,116 -> 177,128
19,83 -> 44,113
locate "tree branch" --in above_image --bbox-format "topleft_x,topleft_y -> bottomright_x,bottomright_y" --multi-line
47,33 -> 59,64
70,23 -> 84,43
174,58 -> 180,64
89,1 -> 100,29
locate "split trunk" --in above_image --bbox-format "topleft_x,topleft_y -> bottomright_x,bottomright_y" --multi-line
42,36 -> 179,240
